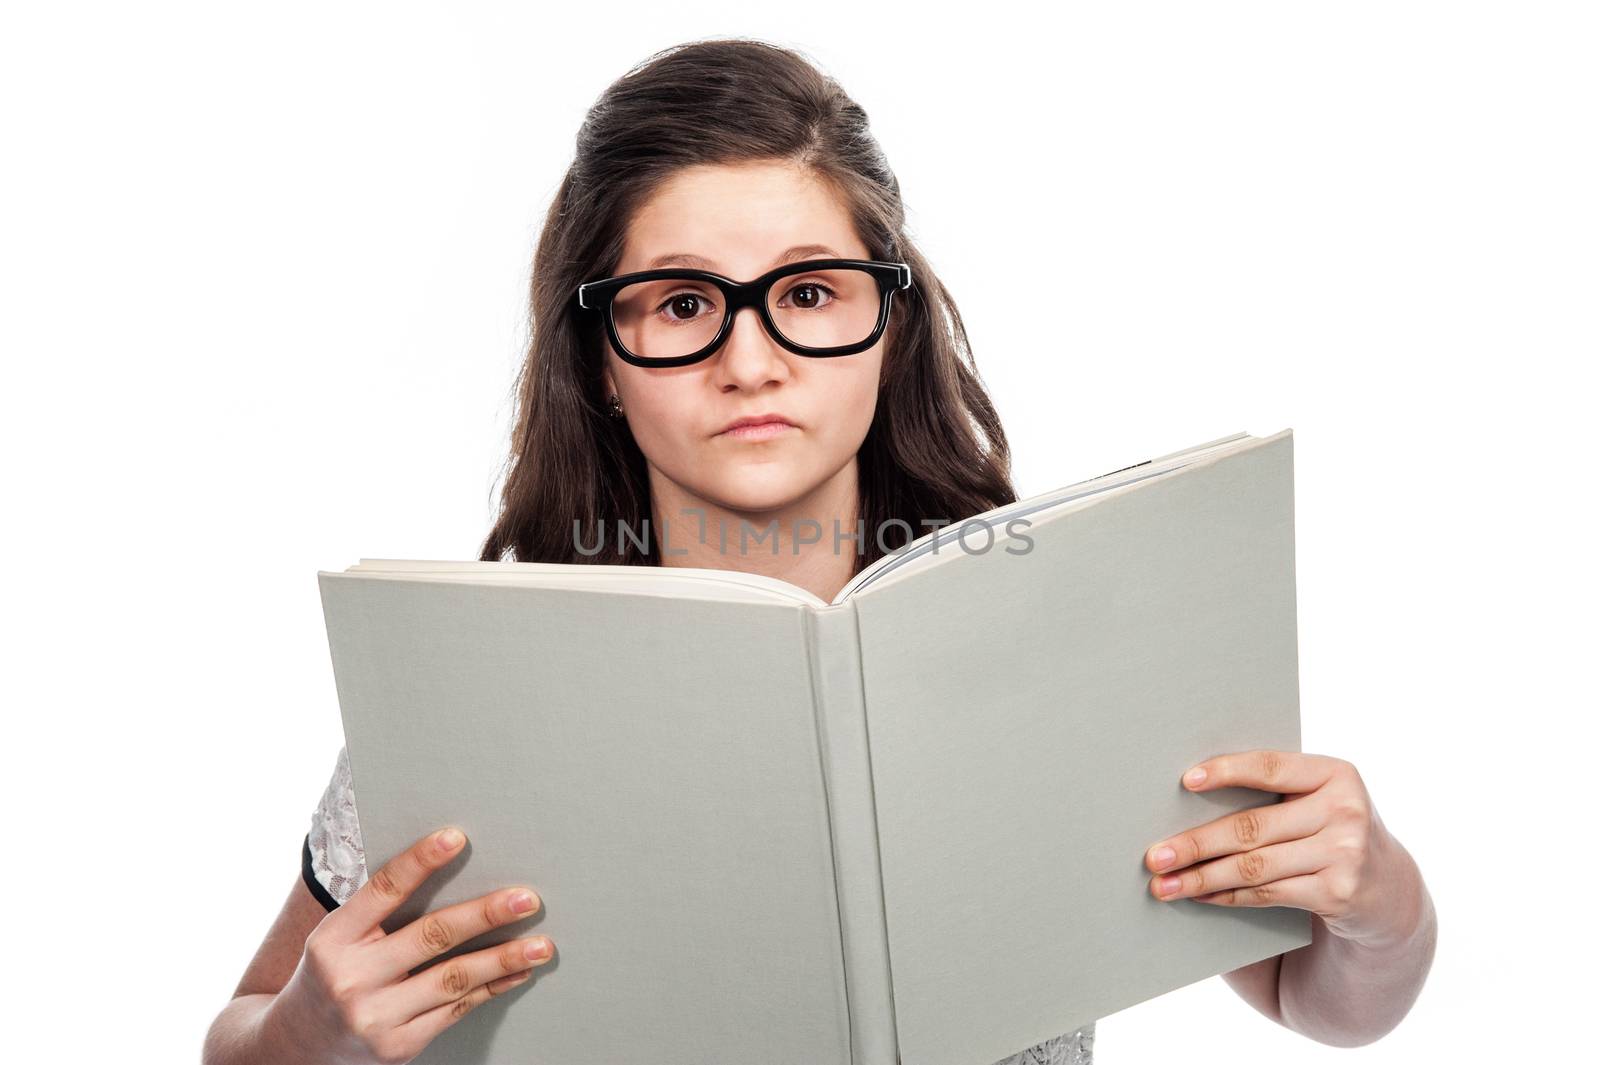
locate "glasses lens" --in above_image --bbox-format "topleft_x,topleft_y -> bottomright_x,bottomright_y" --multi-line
611,278 -> 725,361
767,267 -> 881,351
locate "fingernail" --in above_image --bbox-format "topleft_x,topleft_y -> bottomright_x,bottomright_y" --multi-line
438,828 -> 464,851
1158,876 -> 1182,897
509,891 -> 539,914
525,937 -> 553,961
1151,846 -> 1176,869
1183,766 -> 1207,787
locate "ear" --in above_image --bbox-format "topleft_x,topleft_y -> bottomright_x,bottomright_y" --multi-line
601,365 -> 617,400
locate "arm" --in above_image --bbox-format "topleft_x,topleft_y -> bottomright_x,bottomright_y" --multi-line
1146,751 -> 1439,1047
201,873 -> 334,1064
205,755 -> 355,1065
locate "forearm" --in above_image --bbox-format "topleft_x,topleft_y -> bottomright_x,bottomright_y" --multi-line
202,992 -> 298,1065
1275,833 -> 1438,1047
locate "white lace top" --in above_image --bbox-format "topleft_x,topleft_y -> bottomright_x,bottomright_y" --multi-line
304,745 -> 1096,1065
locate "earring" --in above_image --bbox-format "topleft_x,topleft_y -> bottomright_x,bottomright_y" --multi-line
606,393 -> 625,419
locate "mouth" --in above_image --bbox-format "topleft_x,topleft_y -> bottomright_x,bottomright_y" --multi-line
715,414 -> 798,441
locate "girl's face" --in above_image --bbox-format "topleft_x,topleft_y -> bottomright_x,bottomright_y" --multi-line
601,160 -> 885,521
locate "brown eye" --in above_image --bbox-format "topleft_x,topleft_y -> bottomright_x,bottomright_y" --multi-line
783,282 -> 835,310
656,291 -> 714,322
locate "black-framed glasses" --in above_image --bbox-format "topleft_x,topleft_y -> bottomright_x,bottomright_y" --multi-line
575,258 -> 912,367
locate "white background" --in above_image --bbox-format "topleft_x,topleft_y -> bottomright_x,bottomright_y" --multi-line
4,2 -> 1596,1060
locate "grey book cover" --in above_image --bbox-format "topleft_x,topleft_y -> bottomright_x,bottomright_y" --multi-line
317,428 -> 1311,1065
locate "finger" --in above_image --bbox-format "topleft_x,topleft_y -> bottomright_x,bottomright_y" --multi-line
383,934 -> 555,1024
1182,749 -> 1342,797
397,954 -> 541,1050
1189,872 -> 1330,912
1151,834 -> 1328,901
333,827 -> 469,942
376,884 -> 544,972
1146,793 -> 1324,873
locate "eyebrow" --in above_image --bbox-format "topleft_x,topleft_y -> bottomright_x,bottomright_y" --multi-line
644,244 -> 844,272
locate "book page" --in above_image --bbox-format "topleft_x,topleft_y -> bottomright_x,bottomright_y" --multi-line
850,431 -> 1310,1065
319,576 -> 850,1065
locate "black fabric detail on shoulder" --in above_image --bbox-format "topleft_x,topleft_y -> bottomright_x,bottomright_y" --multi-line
302,831 -> 341,912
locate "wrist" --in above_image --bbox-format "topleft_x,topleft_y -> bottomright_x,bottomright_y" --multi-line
1348,836 -> 1434,953
257,986 -> 314,1062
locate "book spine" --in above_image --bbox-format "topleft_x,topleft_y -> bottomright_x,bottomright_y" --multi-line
804,602 -> 900,1065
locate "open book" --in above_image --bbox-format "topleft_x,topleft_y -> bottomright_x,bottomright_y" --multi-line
317,429 -> 1310,1065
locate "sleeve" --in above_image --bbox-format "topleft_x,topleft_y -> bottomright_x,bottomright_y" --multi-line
301,744 -> 369,912
988,1022 -> 1096,1065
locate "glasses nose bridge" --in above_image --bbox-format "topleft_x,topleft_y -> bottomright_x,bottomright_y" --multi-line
724,276 -> 771,315
716,276 -> 781,349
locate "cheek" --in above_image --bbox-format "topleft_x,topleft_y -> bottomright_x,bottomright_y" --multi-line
606,350 -> 693,445
626,384 -> 701,455
821,353 -> 884,446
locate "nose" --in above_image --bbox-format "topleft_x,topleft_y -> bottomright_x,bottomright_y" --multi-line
712,304 -> 790,390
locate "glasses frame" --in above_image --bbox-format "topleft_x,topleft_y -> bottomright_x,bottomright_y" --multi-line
575,257 -> 913,368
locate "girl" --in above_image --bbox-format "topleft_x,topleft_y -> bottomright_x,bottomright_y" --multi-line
204,38 -> 1436,1065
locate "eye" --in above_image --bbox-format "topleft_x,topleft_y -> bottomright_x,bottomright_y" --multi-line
779,280 -> 837,311
653,290 -> 718,323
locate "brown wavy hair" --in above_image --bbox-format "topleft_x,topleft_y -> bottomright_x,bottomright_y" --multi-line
479,37 -> 1017,576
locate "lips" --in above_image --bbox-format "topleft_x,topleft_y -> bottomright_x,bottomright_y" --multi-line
716,413 -> 797,438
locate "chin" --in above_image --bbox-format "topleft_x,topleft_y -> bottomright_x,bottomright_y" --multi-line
700,471 -> 815,516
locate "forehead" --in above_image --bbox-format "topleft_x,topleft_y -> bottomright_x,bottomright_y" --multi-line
618,160 -> 869,278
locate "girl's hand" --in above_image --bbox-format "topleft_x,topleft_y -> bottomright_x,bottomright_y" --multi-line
1143,750 -> 1421,947
268,826 -> 554,1065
